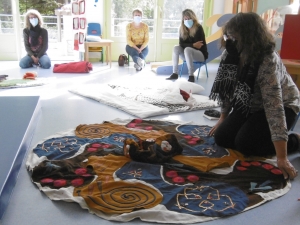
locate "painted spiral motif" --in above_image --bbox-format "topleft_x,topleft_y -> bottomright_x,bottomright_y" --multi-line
75,124 -> 111,138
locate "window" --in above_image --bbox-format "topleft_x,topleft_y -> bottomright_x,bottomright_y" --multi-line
111,0 -> 155,37
0,0 -> 13,33
161,0 -> 204,38
110,0 -> 205,38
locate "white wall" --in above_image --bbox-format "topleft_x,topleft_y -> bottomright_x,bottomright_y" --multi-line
86,0 -> 103,29
211,0 -> 226,33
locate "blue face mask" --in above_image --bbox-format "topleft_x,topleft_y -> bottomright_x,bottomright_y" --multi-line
30,18 -> 39,27
133,16 -> 142,24
184,19 -> 193,29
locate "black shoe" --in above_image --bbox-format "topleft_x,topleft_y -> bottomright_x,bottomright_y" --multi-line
188,76 -> 195,82
287,133 -> 300,153
166,73 -> 178,80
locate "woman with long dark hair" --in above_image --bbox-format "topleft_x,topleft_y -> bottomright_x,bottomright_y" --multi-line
209,12 -> 300,179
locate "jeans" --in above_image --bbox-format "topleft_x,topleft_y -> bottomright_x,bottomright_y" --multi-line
126,45 -> 148,64
172,45 -> 205,76
19,54 -> 51,69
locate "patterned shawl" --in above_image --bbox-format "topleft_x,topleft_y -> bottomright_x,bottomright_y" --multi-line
209,40 -> 259,117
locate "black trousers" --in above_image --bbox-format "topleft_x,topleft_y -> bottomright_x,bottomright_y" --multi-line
214,107 -> 297,156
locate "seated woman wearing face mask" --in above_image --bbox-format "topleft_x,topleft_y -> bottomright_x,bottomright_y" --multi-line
125,8 -> 149,71
166,9 -> 208,82
19,9 -> 51,69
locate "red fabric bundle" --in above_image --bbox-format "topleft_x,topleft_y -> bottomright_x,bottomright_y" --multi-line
53,61 -> 93,73
180,89 -> 190,101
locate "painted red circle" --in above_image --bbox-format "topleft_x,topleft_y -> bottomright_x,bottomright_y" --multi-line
53,179 -> 67,187
251,161 -> 262,166
91,143 -> 101,148
240,161 -> 251,167
75,168 -> 87,175
40,178 -> 54,184
172,176 -> 185,183
134,119 -> 143,123
71,178 -> 84,187
187,175 -> 199,182
271,168 -> 283,175
166,170 -> 178,178
127,123 -> 136,128
188,140 -> 197,145
237,166 -> 247,171
262,164 -> 274,170
87,147 -> 97,152
81,174 -> 92,177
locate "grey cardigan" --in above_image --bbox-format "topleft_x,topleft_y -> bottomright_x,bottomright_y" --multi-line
220,50 -> 300,142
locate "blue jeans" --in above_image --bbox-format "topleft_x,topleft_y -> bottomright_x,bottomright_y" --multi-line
125,45 -> 148,64
19,54 -> 51,69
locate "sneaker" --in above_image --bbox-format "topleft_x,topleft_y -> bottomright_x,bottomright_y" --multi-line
134,63 -> 142,71
287,133 -> 300,153
166,73 -> 178,80
137,57 -> 145,68
188,76 -> 195,82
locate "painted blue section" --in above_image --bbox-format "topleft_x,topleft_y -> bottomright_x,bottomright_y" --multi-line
0,96 -> 40,220
217,14 -> 235,27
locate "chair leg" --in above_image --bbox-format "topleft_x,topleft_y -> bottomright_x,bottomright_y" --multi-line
128,54 -> 130,66
205,63 -> 208,78
196,65 -> 201,80
101,50 -> 103,63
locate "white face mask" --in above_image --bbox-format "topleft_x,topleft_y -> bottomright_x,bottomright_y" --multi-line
184,19 -> 194,29
30,18 -> 39,27
133,16 -> 142,24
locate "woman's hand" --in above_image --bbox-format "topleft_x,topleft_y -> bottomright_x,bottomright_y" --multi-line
277,157 -> 298,180
31,55 -> 39,64
193,41 -> 203,49
274,140 -> 298,179
135,46 -> 142,54
208,114 -> 227,136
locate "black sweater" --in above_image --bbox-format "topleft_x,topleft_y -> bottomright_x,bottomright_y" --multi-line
23,27 -> 48,58
179,24 -> 208,60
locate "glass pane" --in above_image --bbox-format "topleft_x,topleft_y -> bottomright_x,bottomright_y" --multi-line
162,0 -> 205,38
0,0 -> 13,33
111,0 -> 155,37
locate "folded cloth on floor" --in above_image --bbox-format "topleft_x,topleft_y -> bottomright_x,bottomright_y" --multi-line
53,61 -> 93,73
23,71 -> 38,80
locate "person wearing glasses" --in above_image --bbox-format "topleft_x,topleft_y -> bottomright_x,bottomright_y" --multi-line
209,12 -> 300,180
19,9 -> 51,69
166,9 -> 208,82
